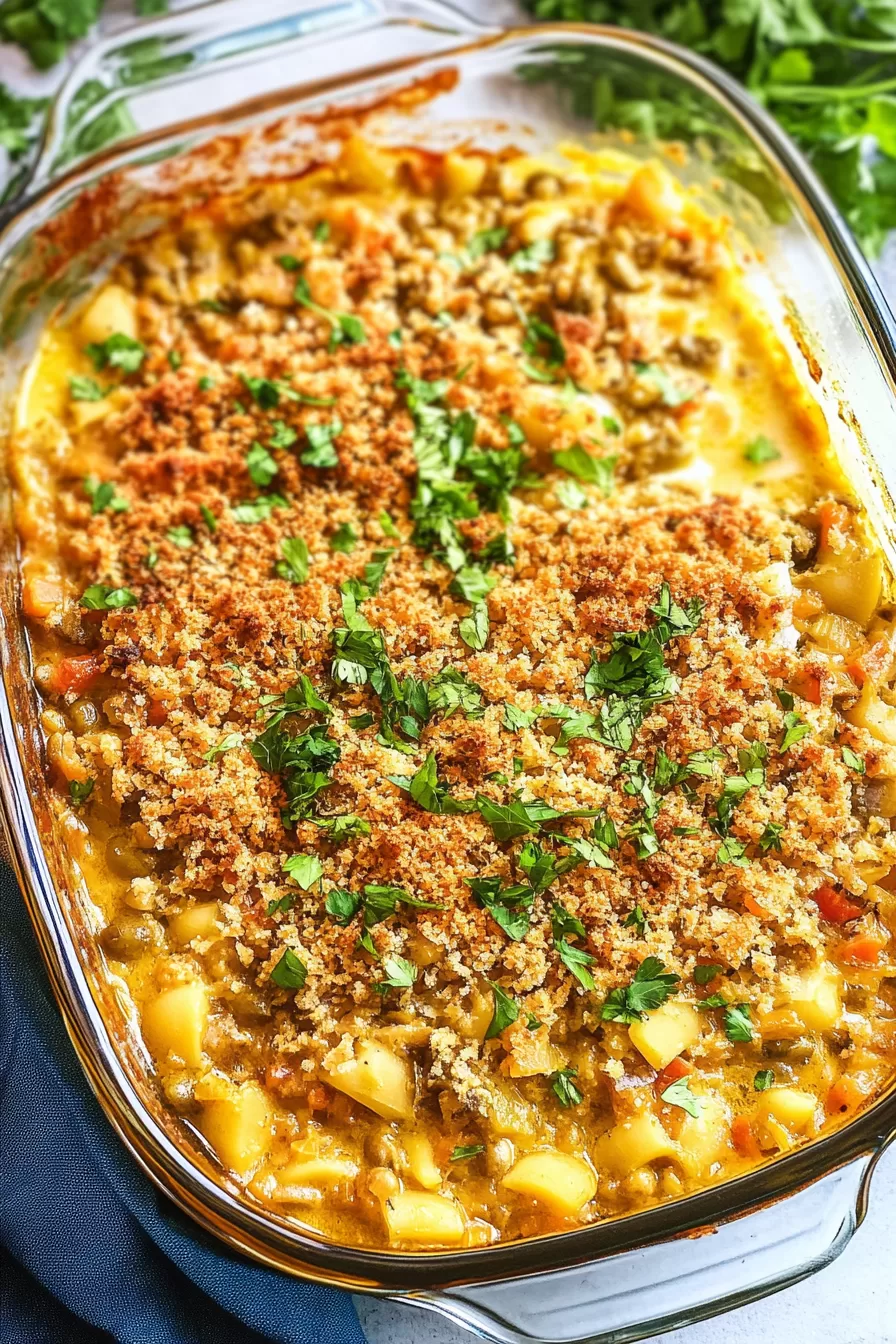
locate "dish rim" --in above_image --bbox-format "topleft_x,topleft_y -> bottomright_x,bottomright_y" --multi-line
1,16 -> 895,1293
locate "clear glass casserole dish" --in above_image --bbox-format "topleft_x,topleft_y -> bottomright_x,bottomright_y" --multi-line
0,2 -> 894,1340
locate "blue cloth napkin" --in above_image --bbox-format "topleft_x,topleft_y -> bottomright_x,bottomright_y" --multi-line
0,863 -> 365,1344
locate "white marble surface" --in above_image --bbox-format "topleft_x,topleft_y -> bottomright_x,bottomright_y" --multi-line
1,5 -> 891,1343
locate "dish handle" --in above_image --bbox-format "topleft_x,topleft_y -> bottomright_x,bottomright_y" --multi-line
404,1152 -> 883,1344
23,0 -> 495,197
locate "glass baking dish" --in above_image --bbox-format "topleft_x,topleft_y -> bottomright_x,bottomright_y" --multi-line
1,2 -> 895,1340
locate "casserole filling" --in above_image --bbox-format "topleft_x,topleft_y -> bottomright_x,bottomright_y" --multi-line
11,140 -> 896,1250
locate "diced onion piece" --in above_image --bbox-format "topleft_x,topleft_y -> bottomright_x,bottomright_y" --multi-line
383,1191 -> 466,1245
142,981 -> 208,1068
324,1039 -> 413,1121
401,1133 -> 442,1191
629,1001 -> 701,1071
502,1150 -> 596,1215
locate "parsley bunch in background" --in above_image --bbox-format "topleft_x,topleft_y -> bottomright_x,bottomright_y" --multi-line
0,0 -> 165,69
524,0 -> 896,256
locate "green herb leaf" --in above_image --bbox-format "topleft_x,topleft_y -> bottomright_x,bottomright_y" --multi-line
485,980 -> 519,1038
743,435 -> 781,464
202,732 -> 242,762
450,1144 -> 485,1161
166,524 -> 193,549
694,963 -> 724,985
754,1069 -> 775,1092
632,360 -> 693,407
199,504 -> 217,534
83,476 -> 128,515
80,584 -> 137,610
301,418 -> 342,468
330,523 -> 358,553
660,1077 -> 701,1118
246,441 -> 279,487
451,566 -> 497,604
270,948 -> 308,990
459,601 -> 490,650
69,375 -> 108,402
232,493 -> 289,525
282,853 -> 323,889
69,778 -> 94,806
842,745 -> 866,774
276,536 -> 311,584
314,814 -> 371,843
551,1066 -> 584,1107
314,220 -> 330,242
780,710 -> 811,752
723,1002 -> 753,1043
85,332 -> 145,373
325,888 -> 363,926
508,238 -> 555,272
623,905 -> 648,937
601,956 -> 680,1023
553,443 -> 616,495
468,225 -> 509,259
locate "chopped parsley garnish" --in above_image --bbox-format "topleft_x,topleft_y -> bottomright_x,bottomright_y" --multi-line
553,443 -> 616,496
759,821 -> 784,853
551,1067 -> 583,1107
314,814 -> 371,843
468,225 -> 509,259
632,360 -> 693,407
239,371 -> 335,410
199,504 -> 217,534
80,584 -> 137,610
69,375 -> 108,402
269,420 -> 298,449
508,238 -> 555,272
450,1144 -> 485,1161
282,853 -> 323,890
485,980 -> 519,1038
250,694 -> 340,824
694,963 -> 724,985
202,732 -> 242,763
145,549 -> 158,571
584,583 -> 703,750
698,992 -> 729,1009
468,876 -> 533,941
83,477 -> 127,515
197,376 -> 215,391
69,778 -> 94,806
313,220 -> 330,242
520,309 -> 565,368
601,956 -> 680,1023
602,415 -> 621,435
502,703 -> 539,732
167,350 -> 182,370
754,1069 -> 775,1092
289,268 -> 366,350
275,536 -> 310,584
324,889 -> 363,925
743,435 -> 781,464
459,601 -> 490,650
451,565 -> 496,605
330,523 -> 358,554
270,949 -> 307,990
389,752 -> 477,816
428,667 -> 484,719
388,329 -> 403,348
246,441 -> 279,487
374,953 -> 417,994
717,836 -> 750,867
85,332 -> 145,373
379,510 -> 399,539
623,905 -> 649,938
166,524 -> 193,549
301,418 -> 342,468
841,745 -> 866,774
723,1002 -> 753,1043
552,903 -> 596,989
231,493 -> 288,524
780,711 -> 811,752
555,477 -> 588,510
474,794 -> 592,842
660,1076 -> 701,1117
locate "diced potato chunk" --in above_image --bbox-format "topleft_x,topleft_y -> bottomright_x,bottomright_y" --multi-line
274,1156 -> 358,1188
847,683 -> 896,745
676,1094 -> 729,1178
502,1150 -> 597,1216
808,554 -> 882,628
759,1087 -> 817,1135
619,162 -> 687,229
786,965 -> 841,1031
629,1001 -> 701,1070
79,283 -> 138,345
594,1113 -> 677,1176
442,152 -> 486,198
401,1133 -> 442,1190
339,136 -> 396,191
383,1191 -> 466,1245
200,1083 -> 272,1178
324,1039 -> 413,1121
142,981 -> 208,1068
168,901 -> 221,945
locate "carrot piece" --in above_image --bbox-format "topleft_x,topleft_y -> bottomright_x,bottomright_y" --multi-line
792,671 -> 822,705
812,883 -> 865,925
744,894 -> 772,919
47,653 -> 102,697
826,1076 -> 867,1116
653,1056 -> 693,1095
22,575 -> 63,620
846,638 -> 893,689
836,933 -> 887,965
731,1115 -> 761,1159
147,701 -> 168,726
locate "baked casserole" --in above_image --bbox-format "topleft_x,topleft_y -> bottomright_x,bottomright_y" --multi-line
10,137 -> 896,1250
